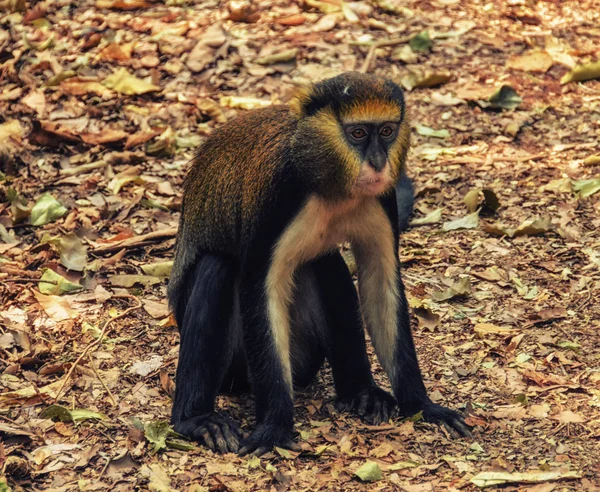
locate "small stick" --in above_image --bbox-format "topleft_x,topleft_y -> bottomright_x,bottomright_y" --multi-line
92,227 -> 178,255
360,35 -> 412,73
54,294 -> 142,402
60,160 -> 109,177
89,355 -> 118,407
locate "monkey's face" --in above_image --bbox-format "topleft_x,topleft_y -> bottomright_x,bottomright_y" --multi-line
343,121 -> 399,196
291,72 -> 410,200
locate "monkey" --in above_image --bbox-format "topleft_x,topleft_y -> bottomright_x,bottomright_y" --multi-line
168,72 -> 471,456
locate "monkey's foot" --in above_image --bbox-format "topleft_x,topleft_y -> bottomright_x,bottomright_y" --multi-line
419,402 -> 472,438
337,386 -> 398,425
174,414 -> 243,453
238,424 -> 301,457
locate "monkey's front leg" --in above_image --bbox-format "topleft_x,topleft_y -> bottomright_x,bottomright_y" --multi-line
354,207 -> 471,437
390,271 -> 471,436
238,268 -> 301,456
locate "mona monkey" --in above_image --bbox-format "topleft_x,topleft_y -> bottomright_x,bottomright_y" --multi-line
168,72 -> 471,456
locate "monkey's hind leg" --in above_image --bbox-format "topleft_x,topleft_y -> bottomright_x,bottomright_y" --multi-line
171,254 -> 243,453
311,253 -> 398,425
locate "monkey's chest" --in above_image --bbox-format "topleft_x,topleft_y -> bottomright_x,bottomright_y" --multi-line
271,195 -> 383,275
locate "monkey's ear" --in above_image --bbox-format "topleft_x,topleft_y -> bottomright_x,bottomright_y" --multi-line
289,82 -> 314,117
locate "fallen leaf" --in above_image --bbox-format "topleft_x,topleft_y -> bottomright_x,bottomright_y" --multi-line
416,125 -> 449,138
400,71 -> 452,91
583,154 -> 600,166
33,291 -> 78,321
482,85 -> 522,110
432,277 -> 471,301
255,48 -> 298,65
471,470 -> 581,488
464,189 -> 500,213
572,177 -> 600,198
130,355 -> 163,377
561,60 -> 600,84
442,211 -> 480,231
39,269 -> 82,295
220,96 -> 271,110
413,307 -> 440,331
98,42 -> 133,62
410,208 -> 442,226
354,461 -> 383,482
102,68 -> 160,95
506,51 -> 554,73
371,442 -> 395,458
409,30 -> 432,53
474,323 -> 519,337
140,463 -> 171,492
57,233 -> 87,271
143,299 -> 170,319
30,193 -> 67,226
0,120 -> 23,142
140,261 -> 173,277
144,421 -> 171,453
553,410 -> 585,424
96,0 -> 149,10
108,274 -> 162,288
60,79 -> 113,97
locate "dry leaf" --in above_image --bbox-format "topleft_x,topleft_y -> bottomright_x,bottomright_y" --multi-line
506,51 -> 554,73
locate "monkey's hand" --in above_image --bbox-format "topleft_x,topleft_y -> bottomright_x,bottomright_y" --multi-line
174,414 -> 243,454
419,402 -> 472,438
337,386 -> 398,425
238,424 -> 301,457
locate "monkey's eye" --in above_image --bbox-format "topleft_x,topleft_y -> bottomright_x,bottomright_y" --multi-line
349,128 -> 367,140
380,125 -> 395,138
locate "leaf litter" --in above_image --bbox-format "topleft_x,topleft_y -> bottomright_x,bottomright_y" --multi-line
0,0 -> 599,490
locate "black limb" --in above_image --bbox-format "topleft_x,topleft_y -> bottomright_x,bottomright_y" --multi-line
311,253 -> 398,424
395,171 -> 414,232
381,191 -> 472,438
237,267 -> 296,456
170,254 -> 243,453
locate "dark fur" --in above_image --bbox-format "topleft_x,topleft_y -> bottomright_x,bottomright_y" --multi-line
396,171 -> 414,231
169,73 -> 469,456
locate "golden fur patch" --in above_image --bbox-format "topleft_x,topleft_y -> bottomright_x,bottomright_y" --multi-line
341,100 -> 402,125
266,195 -> 400,394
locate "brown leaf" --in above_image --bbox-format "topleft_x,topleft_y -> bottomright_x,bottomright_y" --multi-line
98,42 -> 133,62
32,291 -> 78,321
29,120 -> 81,146
96,0 -> 149,10
159,370 -> 175,398
506,50 -> 554,73
125,129 -> 163,150
60,78 -> 113,97
553,410 -> 585,424
80,129 -> 129,145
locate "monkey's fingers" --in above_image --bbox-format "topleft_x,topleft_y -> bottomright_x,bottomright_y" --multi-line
445,416 -> 472,438
207,422 -> 231,454
197,428 -> 216,451
420,402 -> 473,439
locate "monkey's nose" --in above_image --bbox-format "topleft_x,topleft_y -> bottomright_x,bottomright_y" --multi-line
368,154 -> 387,172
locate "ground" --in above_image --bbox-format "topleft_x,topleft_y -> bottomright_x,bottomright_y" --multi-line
1,0 -> 600,490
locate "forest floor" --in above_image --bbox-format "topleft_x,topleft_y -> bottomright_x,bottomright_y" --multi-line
1,0 -> 600,490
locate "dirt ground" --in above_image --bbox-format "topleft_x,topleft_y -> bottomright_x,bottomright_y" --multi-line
1,0 -> 600,490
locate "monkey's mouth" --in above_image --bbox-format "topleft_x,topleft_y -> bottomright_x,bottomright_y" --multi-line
354,176 -> 390,195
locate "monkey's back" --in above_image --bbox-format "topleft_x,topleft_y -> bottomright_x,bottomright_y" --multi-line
176,104 -> 298,261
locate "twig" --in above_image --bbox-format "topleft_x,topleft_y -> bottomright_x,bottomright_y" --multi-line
89,355 -> 118,407
60,160 -> 109,177
1,278 -> 56,284
54,294 -> 142,402
91,227 -> 178,255
360,35 -> 412,74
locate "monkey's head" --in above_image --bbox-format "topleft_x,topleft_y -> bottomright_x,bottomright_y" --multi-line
290,72 -> 410,200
